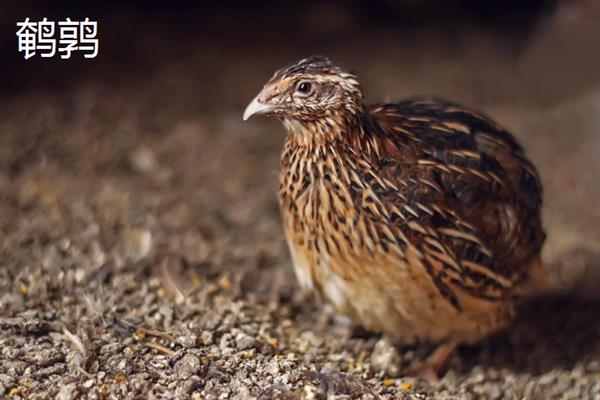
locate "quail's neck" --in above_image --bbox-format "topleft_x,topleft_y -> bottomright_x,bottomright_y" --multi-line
282,109 -> 367,151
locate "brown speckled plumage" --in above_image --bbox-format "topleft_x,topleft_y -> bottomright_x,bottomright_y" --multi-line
244,56 -> 545,374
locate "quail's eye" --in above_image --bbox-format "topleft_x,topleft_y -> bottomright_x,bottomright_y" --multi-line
296,81 -> 312,95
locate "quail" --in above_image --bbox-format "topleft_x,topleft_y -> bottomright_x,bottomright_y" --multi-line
243,56 -> 545,378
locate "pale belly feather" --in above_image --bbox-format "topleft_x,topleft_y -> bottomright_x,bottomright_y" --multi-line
285,228 -> 513,344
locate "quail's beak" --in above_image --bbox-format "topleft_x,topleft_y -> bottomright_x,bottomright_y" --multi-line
243,91 -> 277,121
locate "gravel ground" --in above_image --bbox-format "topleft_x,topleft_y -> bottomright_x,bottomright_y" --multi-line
1,3 -> 600,399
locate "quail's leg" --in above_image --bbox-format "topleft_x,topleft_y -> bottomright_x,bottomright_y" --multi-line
403,341 -> 457,383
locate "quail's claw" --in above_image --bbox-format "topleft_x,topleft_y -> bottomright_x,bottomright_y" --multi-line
403,365 -> 440,384
403,341 -> 457,384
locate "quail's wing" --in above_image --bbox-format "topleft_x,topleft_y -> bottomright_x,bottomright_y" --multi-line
368,99 -> 544,306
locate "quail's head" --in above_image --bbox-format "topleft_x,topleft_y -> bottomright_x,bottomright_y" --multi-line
243,56 -> 363,124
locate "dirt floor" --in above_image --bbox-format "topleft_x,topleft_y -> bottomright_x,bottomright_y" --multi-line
1,2 -> 600,399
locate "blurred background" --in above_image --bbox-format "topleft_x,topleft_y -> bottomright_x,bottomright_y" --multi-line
1,1 -> 599,398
